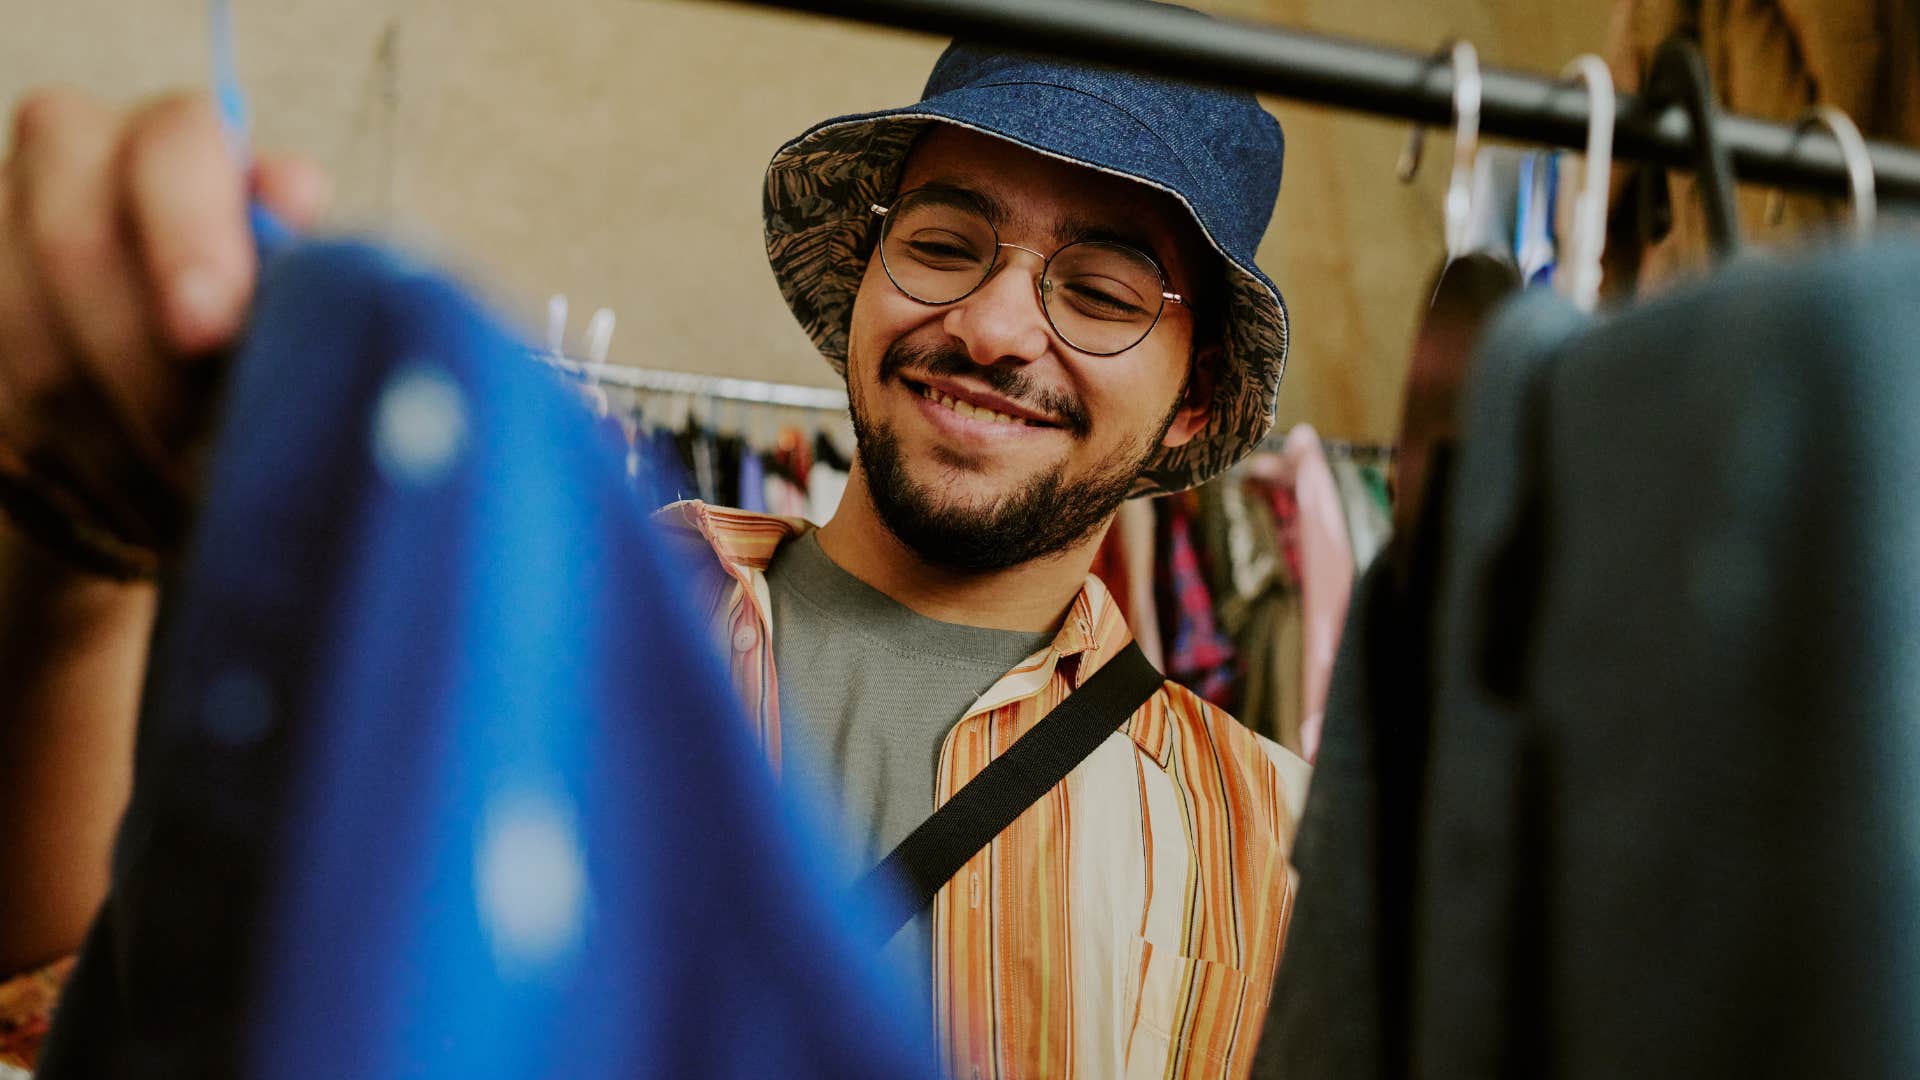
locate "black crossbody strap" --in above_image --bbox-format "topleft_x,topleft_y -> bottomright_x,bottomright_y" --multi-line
857,641 -> 1164,940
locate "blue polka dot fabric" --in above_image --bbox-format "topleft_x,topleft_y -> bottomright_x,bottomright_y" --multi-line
35,241 -> 934,1079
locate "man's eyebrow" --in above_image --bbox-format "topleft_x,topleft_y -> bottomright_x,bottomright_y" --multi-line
908,177 -> 1013,226
1057,214 -> 1174,274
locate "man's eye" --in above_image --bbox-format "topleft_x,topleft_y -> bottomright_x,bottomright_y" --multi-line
902,230 -> 986,266
909,240 -> 980,260
1060,280 -> 1149,320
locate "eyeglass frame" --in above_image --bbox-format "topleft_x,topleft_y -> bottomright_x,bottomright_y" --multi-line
867,187 -> 1188,358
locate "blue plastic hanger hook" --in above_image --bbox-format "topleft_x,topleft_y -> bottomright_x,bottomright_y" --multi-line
210,0 -> 295,256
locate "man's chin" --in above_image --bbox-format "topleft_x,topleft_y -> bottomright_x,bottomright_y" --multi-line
900,452 -> 1044,510
851,382 -> 1134,572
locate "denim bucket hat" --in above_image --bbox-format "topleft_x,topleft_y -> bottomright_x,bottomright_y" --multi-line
763,28 -> 1289,496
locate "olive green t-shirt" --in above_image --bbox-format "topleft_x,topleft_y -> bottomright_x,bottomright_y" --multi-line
764,531 -> 1054,969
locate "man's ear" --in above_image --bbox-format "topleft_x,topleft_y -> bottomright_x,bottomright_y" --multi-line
1160,345 -> 1219,449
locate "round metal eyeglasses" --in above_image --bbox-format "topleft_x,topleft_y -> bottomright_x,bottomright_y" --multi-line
869,188 -> 1186,357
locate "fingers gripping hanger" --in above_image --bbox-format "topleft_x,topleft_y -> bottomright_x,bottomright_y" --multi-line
1638,35 -> 1741,262
1558,56 -> 1615,314
1766,105 -> 1878,246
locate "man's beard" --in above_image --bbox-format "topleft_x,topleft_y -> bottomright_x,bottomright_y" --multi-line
848,340 -> 1181,572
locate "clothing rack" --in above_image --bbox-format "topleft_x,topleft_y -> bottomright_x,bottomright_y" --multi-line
548,356 -> 851,413
1250,434 -> 1397,463
718,0 -> 1920,204
1319,439 -> 1397,465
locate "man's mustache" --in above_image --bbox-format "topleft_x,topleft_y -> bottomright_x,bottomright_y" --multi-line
878,341 -> 1091,435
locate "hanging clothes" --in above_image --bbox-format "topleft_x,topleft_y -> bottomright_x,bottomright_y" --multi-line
774,427 -> 814,493
716,432 -> 745,513
1198,468 -> 1305,753
806,460 -> 848,525
17,240 -> 937,1080
648,427 -> 685,503
675,419 -> 721,505
1118,499 -> 1166,670
1262,242 -> 1920,1078
1281,425 -> 1355,762
737,447 -> 769,514
1088,499 -> 1172,674
1160,493 -> 1237,707
765,472 -> 810,519
1087,521 -> 1131,623
811,430 -> 851,474
1331,456 -> 1394,572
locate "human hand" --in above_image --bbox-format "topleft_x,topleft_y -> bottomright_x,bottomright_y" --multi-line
0,89 -> 327,577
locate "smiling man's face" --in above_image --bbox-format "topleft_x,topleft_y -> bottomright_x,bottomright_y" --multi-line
843,125 -> 1217,571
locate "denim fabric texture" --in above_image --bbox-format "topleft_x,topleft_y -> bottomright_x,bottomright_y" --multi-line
763,5 -> 1289,495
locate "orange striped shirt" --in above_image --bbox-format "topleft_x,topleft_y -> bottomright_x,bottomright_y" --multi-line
665,501 -> 1312,1079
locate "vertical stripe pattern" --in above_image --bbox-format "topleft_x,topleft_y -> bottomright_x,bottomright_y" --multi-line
669,502 -> 1309,1079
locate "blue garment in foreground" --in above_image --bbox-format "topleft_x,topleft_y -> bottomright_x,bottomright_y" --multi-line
39,241 -> 935,1079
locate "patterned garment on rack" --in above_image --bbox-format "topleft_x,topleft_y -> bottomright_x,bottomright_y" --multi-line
1165,500 -> 1238,708
1268,483 -> 1303,582
660,501 -> 1313,1080
1088,523 -> 1131,624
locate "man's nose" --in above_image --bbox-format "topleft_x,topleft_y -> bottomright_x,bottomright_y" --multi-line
940,244 -> 1053,368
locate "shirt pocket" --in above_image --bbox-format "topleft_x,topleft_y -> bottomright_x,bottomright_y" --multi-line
1122,935 -> 1251,1079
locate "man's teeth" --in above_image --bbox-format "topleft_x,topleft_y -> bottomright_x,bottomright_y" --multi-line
918,384 -> 1033,426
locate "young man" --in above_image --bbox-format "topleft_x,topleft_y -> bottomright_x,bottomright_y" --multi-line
0,25 -> 1307,1080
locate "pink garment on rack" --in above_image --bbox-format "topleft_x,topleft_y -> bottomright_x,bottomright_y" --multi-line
763,473 -> 809,519
1119,499 -> 1165,670
1280,424 -> 1354,762
1087,500 -> 1167,670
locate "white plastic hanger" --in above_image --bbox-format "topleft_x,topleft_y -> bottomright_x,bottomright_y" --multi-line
1557,55 -> 1615,313
1399,41 -> 1484,261
1767,105 -> 1877,246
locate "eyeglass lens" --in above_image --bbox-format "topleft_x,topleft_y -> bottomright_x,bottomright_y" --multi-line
877,189 -> 1170,356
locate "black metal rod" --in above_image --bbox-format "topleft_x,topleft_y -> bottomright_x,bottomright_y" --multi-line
719,0 -> 1920,204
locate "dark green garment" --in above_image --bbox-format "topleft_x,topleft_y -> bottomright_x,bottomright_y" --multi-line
1260,244 -> 1920,1078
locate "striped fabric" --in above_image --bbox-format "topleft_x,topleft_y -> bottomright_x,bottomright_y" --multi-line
662,502 -> 1312,1079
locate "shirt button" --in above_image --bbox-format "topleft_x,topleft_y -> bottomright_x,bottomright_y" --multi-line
731,626 -> 757,653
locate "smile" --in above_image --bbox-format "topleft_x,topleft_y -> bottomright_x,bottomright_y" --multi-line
899,377 -> 1067,435
916,383 -> 1038,425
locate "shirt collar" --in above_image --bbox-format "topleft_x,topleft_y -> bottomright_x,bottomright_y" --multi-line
658,499 -> 811,577
663,500 -> 1168,762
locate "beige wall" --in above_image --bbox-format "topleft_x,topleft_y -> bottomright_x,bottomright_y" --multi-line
0,0 -> 1612,444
